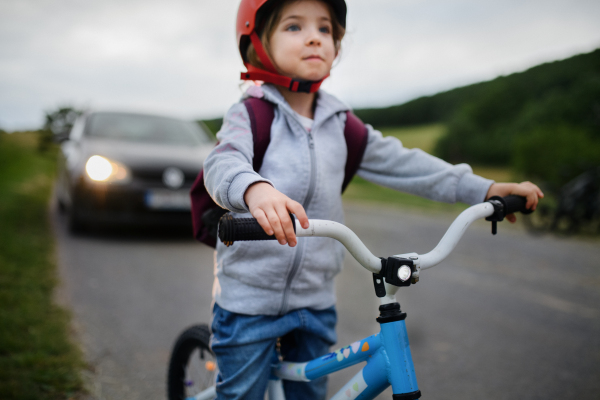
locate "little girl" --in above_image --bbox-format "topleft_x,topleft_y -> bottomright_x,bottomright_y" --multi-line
203,0 -> 543,398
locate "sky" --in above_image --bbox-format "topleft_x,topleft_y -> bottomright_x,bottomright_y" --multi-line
1,0 -> 599,131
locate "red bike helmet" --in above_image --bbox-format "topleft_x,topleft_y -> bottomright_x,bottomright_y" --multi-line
236,0 -> 347,93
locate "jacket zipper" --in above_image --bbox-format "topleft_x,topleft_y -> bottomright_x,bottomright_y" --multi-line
278,129 -> 318,315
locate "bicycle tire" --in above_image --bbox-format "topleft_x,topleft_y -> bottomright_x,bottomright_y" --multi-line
167,324 -> 217,400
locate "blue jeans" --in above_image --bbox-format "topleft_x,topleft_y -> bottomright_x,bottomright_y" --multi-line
210,303 -> 337,400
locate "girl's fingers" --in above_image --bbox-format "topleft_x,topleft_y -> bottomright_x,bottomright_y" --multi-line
506,213 -> 517,223
512,181 -> 542,211
522,194 -> 530,209
531,192 -> 540,210
528,183 -> 542,210
246,185 -> 308,246
276,205 -> 297,247
253,208 -> 273,236
266,208 -> 287,245
287,200 -> 309,229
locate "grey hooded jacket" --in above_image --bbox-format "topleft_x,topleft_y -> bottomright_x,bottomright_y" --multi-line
203,84 -> 493,316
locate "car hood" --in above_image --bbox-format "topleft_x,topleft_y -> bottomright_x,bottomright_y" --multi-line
80,138 -> 213,172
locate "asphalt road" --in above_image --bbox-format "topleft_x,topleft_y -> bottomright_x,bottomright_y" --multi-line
53,203 -> 600,400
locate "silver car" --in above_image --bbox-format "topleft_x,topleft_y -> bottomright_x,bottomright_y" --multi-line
56,111 -> 215,232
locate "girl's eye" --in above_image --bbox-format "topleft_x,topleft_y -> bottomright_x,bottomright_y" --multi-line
286,24 -> 300,32
319,26 -> 331,34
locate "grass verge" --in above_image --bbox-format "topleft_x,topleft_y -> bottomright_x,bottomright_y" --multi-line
0,131 -> 84,399
343,124 -> 512,212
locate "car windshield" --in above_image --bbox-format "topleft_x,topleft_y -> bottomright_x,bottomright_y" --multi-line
86,113 -> 212,146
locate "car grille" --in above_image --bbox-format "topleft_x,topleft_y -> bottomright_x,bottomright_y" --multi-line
131,169 -> 198,188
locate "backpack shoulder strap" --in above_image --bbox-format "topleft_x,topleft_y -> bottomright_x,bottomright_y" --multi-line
242,99 -> 366,192
342,111 -> 369,192
243,97 -> 275,171
191,97 -> 274,247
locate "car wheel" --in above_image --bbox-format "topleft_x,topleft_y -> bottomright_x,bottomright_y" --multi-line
57,197 -> 67,214
68,202 -> 87,234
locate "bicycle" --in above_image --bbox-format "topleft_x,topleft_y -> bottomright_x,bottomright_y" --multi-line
524,167 -> 600,235
167,195 -> 532,400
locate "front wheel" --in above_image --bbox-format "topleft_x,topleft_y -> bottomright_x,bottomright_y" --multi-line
167,324 -> 218,400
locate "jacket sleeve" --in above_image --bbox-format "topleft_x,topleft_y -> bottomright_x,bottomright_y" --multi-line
357,125 -> 494,205
203,102 -> 273,213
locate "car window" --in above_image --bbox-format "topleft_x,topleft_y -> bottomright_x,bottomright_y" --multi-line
85,113 -> 211,146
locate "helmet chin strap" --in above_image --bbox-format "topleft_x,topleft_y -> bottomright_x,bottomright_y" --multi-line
240,31 -> 327,93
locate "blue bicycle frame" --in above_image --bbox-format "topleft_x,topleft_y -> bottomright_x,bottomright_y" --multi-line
272,306 -> 420,400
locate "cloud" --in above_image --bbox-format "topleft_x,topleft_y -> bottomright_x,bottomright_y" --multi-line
1,0 -> 599,130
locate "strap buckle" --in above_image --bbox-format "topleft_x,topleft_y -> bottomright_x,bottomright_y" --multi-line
289,79 -> 315,93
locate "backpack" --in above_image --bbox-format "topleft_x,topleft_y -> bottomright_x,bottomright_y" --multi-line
190,97 -> 369,247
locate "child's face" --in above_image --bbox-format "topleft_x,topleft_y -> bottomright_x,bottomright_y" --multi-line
269,0 -> 336,82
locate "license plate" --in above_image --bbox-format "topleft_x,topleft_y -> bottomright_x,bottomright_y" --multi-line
145,189 -> 191,210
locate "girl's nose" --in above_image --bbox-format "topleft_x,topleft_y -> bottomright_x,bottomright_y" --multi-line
307,29 -> 321,46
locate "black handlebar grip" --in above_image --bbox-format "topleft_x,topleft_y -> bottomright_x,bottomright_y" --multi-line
218,213 -> 297,246
502,195 -> 533,215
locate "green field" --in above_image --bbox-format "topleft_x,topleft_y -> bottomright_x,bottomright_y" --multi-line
379,123 -> 446,153
343,124 -> 512,211
0,131 -> 84,399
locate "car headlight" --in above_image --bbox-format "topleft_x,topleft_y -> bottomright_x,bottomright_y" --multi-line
85,155 -> 131,183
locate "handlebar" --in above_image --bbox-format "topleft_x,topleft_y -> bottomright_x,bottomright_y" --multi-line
502,195 -> 533,215
487,195 -> 533,216
218,213 -> 296,246
217,196 -> 533,276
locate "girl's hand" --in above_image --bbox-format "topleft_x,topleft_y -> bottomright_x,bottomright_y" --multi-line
244,182 -> 309,246
485,181 -> 544,223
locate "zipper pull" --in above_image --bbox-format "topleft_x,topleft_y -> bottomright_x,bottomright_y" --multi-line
307,132 -> 315,149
